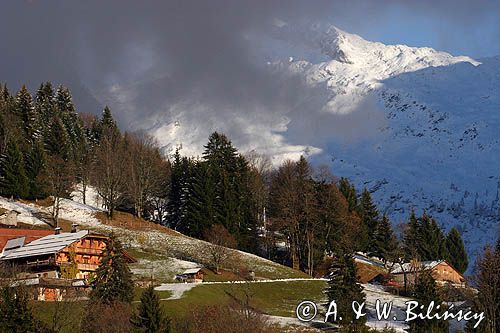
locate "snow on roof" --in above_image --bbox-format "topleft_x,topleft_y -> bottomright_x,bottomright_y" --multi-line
353,252 -> 385,267
182,268 -> 202,275
1,230 -> 89,260
1,237 -> 26,258
4,237 -> 25,251
390,260 -> 443,274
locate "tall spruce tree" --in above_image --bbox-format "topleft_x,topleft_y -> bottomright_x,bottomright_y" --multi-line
101,106 -> 119,133
404,209 -> 420,259
369,214 -> 397,262
185,161 -> 217,237
445,227 -> 468,274
410,270 -> 449,333
132,286 -> 171,333
45,115 -> 71,160
167,149 -> 193,231
0,141 -> 29,198
55,86 -> 84,162
24,141 -> 47,199
338,177 -> 358,213
199,132 -> 256,251
15,85 -> 40,145
325,252 -> 366,328
34,82 -> 55,137
90,235 -> 134,304
360,188 -> 379,252
417,214 -> 448,261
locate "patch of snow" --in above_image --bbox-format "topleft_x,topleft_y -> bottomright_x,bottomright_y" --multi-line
0,197 -> 47,226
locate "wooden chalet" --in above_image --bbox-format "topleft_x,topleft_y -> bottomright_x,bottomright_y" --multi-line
175,268 -> 204,283
390,260 -> 466,288
0,230 -> 136,301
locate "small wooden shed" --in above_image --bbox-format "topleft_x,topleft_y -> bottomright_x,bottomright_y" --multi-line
175,268 -> 204,283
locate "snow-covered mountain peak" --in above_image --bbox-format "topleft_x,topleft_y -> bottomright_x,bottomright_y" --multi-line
312,24 -> 480,73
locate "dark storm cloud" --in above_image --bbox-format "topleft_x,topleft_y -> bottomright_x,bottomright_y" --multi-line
1,1 -> 499,158
1,1 -> 332,117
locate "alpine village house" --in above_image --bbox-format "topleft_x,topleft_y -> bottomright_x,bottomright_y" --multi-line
0,226 -> 135,301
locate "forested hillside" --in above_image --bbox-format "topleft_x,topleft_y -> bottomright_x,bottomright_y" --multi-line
0,83 -> 471,278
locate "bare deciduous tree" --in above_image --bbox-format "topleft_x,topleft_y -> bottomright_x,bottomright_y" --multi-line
39,155 -> 75,227
125,132 -> 169,219
91,129 -> 127,218
204,224 -> 237,274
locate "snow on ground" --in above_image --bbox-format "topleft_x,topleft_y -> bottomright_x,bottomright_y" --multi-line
0,197 -> 47,226
363,284 -> 409,332
154,282 -> 199,300
54,198 -> 103,227
71,185 -> 105,210
131,257 -> 199,282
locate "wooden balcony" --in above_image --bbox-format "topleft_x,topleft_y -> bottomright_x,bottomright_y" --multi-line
76,263 -> 99,271
73,247 -> 103,255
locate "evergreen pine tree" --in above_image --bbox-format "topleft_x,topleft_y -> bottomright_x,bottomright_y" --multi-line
132,286 -> 171,333
360,188 -> 379,252
45,115 -> 71,160
24,141 -> 47,199
55,86 -> 84,162
15,85 -> 40,145
0,287 -> 37,333
410,270 -> 449,333
34,82 -> 55,137
403,209 -> 420,260
100,106 -> 119,134
185,161 -> 217,237
445,227 -> 468,274
201,132 -> 256,250
167,149 -> 193,231
90,235 -> 134,304
338,177 -> 358,212
369,215 -> 397,261
0,141 -> 29,198
325,253 -> 366,328
417,214 -> 448,261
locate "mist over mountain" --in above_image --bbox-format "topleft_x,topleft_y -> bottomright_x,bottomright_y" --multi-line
117,23 -> 499,269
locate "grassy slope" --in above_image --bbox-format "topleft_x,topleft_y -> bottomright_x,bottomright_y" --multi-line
88,211 -> 309,282
32,281 -> 327,332
160,280 -> 327,318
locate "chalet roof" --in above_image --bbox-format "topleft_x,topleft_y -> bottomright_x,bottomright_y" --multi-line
182,268 -> 202,275
1,230 -> 89,260
390,260 -> 444,274
0,229 -> 53,252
